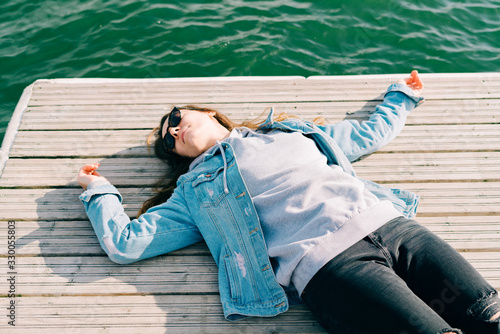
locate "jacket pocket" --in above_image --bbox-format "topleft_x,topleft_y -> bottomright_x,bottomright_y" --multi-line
192,167 -> 227,207
220,250 -> 242,302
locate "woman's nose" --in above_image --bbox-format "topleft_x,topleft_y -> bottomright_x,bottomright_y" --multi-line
169,126 -> 180,138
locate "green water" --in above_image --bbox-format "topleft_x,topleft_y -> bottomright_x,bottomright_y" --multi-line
1,0 -> 499,142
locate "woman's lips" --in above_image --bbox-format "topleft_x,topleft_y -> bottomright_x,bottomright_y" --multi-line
181,128 -> 187,144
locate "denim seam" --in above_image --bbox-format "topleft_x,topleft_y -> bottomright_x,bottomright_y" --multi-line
367,233 -> 394,268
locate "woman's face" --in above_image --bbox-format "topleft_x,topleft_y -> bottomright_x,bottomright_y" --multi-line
161,109 -> 230,158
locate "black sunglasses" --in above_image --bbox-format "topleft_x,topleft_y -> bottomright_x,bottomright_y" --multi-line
162,107 -> 181,151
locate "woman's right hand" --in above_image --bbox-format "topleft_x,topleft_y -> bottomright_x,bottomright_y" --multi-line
77,163 -> 107,190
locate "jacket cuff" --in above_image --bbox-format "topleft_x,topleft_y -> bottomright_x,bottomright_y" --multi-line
385,83 -> 425,106
79,181 -> 123,203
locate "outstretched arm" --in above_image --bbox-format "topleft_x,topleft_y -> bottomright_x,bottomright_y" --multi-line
318,70 -> 424,162
77,164 -> 203,264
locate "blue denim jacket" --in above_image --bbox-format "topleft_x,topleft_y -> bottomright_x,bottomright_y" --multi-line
79,83 -> 424,320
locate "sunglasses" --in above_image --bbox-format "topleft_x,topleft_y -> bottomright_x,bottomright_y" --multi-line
162,107 -> 181,151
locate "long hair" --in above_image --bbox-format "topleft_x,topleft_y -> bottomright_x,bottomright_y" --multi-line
138,105 -> 324,216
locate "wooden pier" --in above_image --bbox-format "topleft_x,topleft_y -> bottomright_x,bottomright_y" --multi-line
1,74 -> 499,333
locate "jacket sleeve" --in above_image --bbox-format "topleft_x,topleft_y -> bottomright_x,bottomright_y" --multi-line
79,181 -> 203,264
317,83 -> 424,162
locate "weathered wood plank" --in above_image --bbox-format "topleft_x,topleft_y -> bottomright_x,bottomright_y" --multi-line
0,295 -> 325,333
355,151 -> 500,182
0,83 -> 33,176
9,130 -> 151,158
0,255 -> 220,295
0,157 -> 165,187
385,182 -> 500,218
7,124 -> 500,158
2,151 -> 500,188
0,254 -> 498,297
1,217 -> 498,257
19,99 -> 500,131
0,219 -> 209,256
27,73 -> 500,106
1,182 -> 500,221
30,72 -> 500,87
0,187 -> 151,221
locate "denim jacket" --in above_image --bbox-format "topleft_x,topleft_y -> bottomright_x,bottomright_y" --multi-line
79,83 -> 424,320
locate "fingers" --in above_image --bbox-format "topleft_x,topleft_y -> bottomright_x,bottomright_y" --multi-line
400,70 -> 423,97
405,70 -> 423,89
80,163 -> 100,175
83,163 -> 100,170
78,163 -> 100,179
77,163 -> 105,190
409,70 -> 423,89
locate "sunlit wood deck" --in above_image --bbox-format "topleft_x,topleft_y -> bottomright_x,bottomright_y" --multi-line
1,74 -> 499,333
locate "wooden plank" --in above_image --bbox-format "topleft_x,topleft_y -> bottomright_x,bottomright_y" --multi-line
0,254 -> 498,297
2,151 -> 500,188
308,72 -> 500,100
28,73 -> 500,105
0,219 -> 209,257
460,252 -> 500,288
418,216 -> 500,251
0,295 -> 325,333
387,124 -> 500,152
385,182 -> 500,218
0,157 -> 165,188
1,182 -> 500,221
1,217 -> 498,257
31,72 -> 500,87
0,255 -> 220,295
19,102 -> 365,131
25,89 -> 500,105
9,130 -> 153,158
18,99 -> 500,131
1,183 -> 499,221
0,83 -> 33,175
0,188 -> 151,221
407,99 -> 500,125
28,77 -> 319,105
7,124 -> 500,158
355,152 -> 500,182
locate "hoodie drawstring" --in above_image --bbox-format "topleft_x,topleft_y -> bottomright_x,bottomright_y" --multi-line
216,140 -> 229,194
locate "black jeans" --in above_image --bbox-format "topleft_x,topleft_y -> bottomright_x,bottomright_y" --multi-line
301,217 -> 500,334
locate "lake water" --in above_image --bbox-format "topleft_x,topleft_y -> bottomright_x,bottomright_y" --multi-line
1,0 -> 499,142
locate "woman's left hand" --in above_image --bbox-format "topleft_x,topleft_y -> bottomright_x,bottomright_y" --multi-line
398,70 -> 423,97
